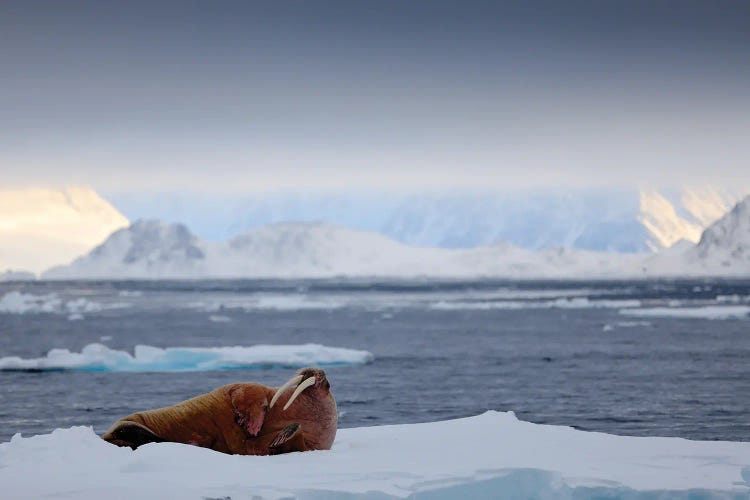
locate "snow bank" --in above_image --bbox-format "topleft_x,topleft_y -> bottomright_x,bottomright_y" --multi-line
1,411 -> 748,499
0,343 -> 374,372
621,305 -> 750,320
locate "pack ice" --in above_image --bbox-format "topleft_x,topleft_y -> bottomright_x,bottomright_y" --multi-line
1,411 -> 748,499
0,343 -> 374,372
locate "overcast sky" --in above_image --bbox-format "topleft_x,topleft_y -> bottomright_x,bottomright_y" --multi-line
2,1 -> 749,193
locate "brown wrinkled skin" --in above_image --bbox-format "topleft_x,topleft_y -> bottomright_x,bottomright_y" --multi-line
101,368 -> 337,455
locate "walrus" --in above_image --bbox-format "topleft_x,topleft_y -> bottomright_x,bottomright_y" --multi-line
101,367 -> 336,455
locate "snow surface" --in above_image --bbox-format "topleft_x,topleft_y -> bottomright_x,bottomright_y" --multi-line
1,411 -> 748,499
620,305 -> 750,320
0,343 -> 374,372
0,186 -> 129,273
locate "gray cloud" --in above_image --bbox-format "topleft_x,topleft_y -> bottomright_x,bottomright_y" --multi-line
2,1 -> 749,191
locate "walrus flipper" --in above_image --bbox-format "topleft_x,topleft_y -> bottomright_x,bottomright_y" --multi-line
102,421 -> 166,450
268,423 -> 307,455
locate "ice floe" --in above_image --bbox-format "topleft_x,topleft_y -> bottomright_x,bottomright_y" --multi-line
620,305 -> 750,320
188,294 -> 349,312
602,320 -> 652,331
0,343 -> 374,372
0,411 -> 748,499
430,297 -> 641,311
208,314 -> 232,322
0,291 -> 128,316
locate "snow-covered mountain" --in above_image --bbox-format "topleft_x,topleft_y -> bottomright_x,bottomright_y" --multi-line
0,187 -> 129,274
678,195 -> 750,274
43,194 -> 750,280
108,187 -> 745,253
640,195 -> 750,276
692,195 -> 750,262
41,219 -> 644,279
43,220 -> 208,279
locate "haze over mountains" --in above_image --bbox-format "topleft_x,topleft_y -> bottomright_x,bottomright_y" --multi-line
42,193 -> 750,280
3,186 -> 750,278
110,187 -> 743,253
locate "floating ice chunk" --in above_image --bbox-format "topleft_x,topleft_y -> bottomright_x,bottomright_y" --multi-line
716,294 -> 749,304
552,297 -> 641,309
0,291 -> 128,315
430,297 -> 641,310
1,411 -> 748,499
189,294 -> 348,312
0,291 -> 62,314
208,314 -> 232,322
602,320 -> 652,331
0,343 -> 374,372
621,305 -> 750,319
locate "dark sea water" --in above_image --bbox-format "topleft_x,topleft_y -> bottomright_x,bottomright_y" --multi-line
1,279 -> 749,443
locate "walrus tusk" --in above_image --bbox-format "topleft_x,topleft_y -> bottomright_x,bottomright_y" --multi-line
283,376 -> 316,411
269,375 -> 304,409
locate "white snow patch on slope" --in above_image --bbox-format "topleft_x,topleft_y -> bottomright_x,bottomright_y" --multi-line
0,186 -> 129,273
1,411 -> 748,499
680,187 -> 740,226
0,343 -> 374,372
638,190 -> 704,250
620,305 -> 750,320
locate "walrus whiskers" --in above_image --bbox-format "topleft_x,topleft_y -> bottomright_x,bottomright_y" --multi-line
283,376 -> 316,410
269,374 -> 304,409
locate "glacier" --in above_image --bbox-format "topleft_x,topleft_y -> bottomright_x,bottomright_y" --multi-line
1,411 -> 748,499
0,343 -> 374,372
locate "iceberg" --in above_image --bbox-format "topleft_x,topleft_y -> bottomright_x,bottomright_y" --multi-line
1,411 -> 748,499
0,343 -> 374,372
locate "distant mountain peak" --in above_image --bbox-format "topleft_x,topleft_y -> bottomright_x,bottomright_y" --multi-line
693,195 -> 750,263
0,186 -> 129,273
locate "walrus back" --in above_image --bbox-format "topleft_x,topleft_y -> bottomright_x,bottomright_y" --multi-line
105,386 -> 238,452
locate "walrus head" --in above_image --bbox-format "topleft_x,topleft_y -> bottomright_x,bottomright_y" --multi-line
267,367 -> 337,450
269,367 -> 332,411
